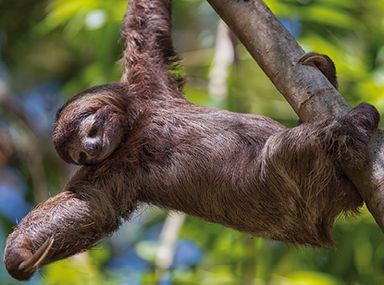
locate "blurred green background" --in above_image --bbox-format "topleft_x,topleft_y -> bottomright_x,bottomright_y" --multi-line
0,0 -> 384,284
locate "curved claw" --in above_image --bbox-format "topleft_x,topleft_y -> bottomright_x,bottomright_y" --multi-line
18,237 -> 54,273
298,52 -> 338,89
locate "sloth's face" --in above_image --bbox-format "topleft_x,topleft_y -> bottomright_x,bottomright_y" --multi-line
52,86 -> 127,166
67,111 -> 123,165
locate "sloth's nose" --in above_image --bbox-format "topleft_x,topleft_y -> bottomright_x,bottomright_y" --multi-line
84,140 -> 102,157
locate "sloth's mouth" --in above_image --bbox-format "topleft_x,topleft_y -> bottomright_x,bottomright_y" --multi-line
4,237 -> 54,281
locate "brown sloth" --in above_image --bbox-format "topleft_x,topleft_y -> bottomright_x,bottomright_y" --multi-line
3,0 -> 380,281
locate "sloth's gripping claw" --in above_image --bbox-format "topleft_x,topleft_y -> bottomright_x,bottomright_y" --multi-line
18,237 -> 54,272
4,237 -> 54,281
299,52 -> 338,89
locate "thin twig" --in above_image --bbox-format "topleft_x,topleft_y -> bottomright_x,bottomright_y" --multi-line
155,212 -> 185,277
208,20 -> 235,104
0,80 -> 48,202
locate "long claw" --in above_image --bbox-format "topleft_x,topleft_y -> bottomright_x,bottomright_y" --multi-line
298,52 -> 338,88
18,237 -> 54,272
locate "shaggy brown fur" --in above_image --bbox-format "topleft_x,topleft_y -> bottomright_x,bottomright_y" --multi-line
3,0 -> 380,281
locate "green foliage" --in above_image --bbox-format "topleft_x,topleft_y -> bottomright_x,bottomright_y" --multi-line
1,0 -> 384,284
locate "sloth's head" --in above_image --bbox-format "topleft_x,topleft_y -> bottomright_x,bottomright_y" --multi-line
53,83 -> 129,165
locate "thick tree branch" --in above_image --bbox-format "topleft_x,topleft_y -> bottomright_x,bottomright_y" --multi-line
207,0 -> 384,231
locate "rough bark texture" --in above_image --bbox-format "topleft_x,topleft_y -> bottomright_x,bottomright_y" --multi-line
207,0 -> 384,230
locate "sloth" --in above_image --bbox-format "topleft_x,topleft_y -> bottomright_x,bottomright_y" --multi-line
3,0 -> 380,281
52,84 -> 130,165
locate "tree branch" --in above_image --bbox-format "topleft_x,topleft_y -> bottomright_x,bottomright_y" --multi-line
208,20 -> 235,105
207,0 -> 384,231
0,80 -> 49,202
155,212 -> 185,276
